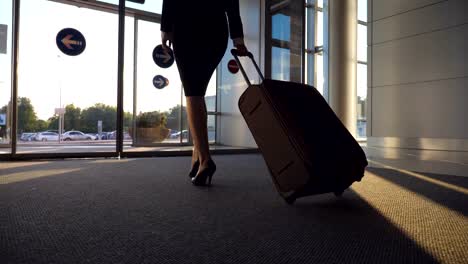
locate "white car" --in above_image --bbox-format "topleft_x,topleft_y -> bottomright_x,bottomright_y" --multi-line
20,132 -> 36,141
35,132 -> 59,141
170,130 -> 188,139
62,131 -> 94,141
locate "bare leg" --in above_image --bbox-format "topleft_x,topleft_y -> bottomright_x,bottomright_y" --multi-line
186,96 -> 211,171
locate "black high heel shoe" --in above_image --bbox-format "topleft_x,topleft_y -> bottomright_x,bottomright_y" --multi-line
192,159 -> 216,186
189,159 -> 200,179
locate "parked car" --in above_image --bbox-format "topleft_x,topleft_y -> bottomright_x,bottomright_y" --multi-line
169,130 -> 188,139
85,133 -> 98,140
20,132 -> 36,141
62,131 -> 94,141
107,131 -> 132,140
98,132 -> 109,140
35,131 -> 59,141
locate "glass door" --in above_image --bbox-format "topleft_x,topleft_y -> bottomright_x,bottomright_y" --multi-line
125,16 -> 217,151
0,0 -> 13,155
5,0 -> 218,158
125,17 -> 188,150
15,0 -> 124,154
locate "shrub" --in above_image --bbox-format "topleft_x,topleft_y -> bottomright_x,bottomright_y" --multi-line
136,111 -> 167,128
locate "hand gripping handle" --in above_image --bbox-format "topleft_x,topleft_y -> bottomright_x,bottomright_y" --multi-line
231,49 -> 265,86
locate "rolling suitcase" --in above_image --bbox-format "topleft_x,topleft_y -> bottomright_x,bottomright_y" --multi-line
232,50 -> 368,204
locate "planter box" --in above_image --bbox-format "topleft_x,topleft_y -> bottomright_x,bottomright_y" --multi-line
129,126 -> 170,145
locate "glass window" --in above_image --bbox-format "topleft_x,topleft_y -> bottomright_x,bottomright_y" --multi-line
316,54 -> 324,95
268,0 -> 303,82
317,11 -> 323,47
0,0 -> 12,149
272,14 -> 291,42
205,70 -> 217,112
357,0 -> 368,139
18,0 -> 121,153
97,0 -> 162,14
358,0 -> 368,22
207,115 -> 215,143
304,2 -> 324,92
357,24 -> 367,62
131,19 -> 185,146
357,63 -> 367,100
357,63 -> 367,138
317,0 -> 323,8
272,47 -> 291,81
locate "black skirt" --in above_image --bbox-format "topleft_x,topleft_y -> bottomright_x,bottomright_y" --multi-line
172,14 -> 229,96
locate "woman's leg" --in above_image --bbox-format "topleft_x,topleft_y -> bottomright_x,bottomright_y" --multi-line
186,96 -> 211,171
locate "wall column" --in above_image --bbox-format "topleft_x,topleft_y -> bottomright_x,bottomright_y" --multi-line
327,0 -> 357,136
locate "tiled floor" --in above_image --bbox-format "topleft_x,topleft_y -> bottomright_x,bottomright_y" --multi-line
363,144 -> 468,177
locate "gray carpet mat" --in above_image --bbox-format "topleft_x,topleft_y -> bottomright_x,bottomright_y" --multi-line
1,154 -> 467,264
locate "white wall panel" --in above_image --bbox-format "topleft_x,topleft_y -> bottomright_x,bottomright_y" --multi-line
373,0 -> 468,44
372,23 -> 468,87
372,0 -> 443,21
372,78 -> 468,139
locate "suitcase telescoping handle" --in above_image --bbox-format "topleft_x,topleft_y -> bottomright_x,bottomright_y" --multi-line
231,49 -> 265,86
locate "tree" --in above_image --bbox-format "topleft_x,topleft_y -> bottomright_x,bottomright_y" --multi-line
35,120 -> 48,132
48,116 -> 59,130
80,103 -> 117,133
123,111 -> 132,132
165,105 -> 187,131
1,99 -> 47,133
64,104 -> 81,131
17,97 -> 38,133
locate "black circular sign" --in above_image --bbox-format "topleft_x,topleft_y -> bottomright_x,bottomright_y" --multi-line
152,44 -> 175,68
56,28 -> 86,56
153,75 -> 169,89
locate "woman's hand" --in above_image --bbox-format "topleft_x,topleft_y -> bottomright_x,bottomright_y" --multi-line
233,38 -> 248,56
161,31 -> 173,51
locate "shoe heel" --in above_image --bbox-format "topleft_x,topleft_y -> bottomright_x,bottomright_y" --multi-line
208,174 -> 213,186
189,159 -> 200,179
192,160 -> 216,186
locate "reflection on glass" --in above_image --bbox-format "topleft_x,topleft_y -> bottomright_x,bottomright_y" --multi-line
132,19 -> 183,146
208,115 -> 216,143
272,14 -> 291,42
205,72 -> 217,113
357,63 -> 367,138
358,24 -> 367,62
179,89 -> 189,144
272,47 -> 290,81
269,0 -> 303,82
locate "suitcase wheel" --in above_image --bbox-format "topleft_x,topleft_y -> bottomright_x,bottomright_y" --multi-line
334,190 -> 345,197
284,195 -> 296,205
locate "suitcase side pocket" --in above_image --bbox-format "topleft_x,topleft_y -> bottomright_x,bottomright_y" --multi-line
239,87 -> 309,193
